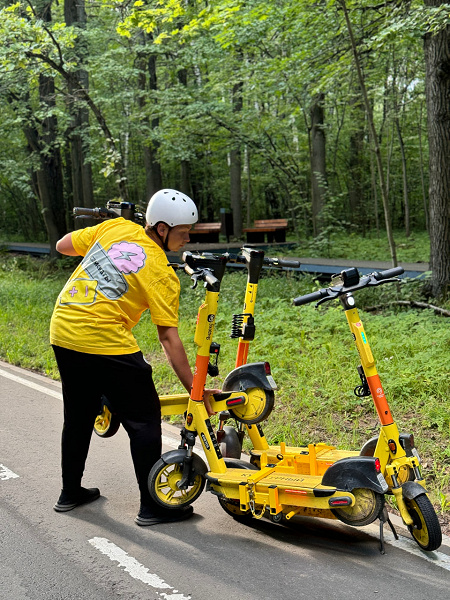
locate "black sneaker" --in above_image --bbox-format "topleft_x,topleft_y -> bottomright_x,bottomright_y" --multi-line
135,504 -> 194,527
54,487 -> 100,512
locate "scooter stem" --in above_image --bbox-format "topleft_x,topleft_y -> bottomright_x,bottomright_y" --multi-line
342,297 -> 394,426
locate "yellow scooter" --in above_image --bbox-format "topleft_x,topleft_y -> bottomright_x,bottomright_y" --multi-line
147,252 -> 394,550
207,252 -> 442,553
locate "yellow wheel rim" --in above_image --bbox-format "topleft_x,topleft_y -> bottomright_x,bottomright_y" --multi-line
343,488 -> 376,521
407,498 -> 430,547
385,464 -> 412,489
154,463 -> 204,507
95,407 -> 112,434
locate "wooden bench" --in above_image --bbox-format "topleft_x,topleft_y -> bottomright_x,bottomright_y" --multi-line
189,222 -> 221,243
242,219 -> 288,243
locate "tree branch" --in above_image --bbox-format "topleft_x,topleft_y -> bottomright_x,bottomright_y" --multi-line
365,301 -> 450,317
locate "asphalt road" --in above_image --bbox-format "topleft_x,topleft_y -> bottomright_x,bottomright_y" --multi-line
1,360 -> 449,600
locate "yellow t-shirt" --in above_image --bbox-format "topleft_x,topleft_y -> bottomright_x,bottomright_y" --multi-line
50,218 -> 180,355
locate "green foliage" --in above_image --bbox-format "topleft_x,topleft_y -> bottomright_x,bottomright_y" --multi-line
0,0 -> 440,238
284,230 -> 431,263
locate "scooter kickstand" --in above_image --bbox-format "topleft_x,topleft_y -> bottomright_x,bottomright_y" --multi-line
378,507 -> 399,554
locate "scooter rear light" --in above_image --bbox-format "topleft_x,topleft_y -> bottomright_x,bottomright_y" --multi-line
329,496 -> 352,507
374,458 -> 381,473
226,396 -> 246,407
264,362 -> 271,375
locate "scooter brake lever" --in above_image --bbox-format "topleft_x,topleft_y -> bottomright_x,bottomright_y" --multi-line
190,273 -> 199,289
315,291 -> 338,307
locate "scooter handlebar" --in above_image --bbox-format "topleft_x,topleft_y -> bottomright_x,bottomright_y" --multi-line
373,266 -> 404,280
73,207 -> 117,219
293,289 -> 329,306
293,266 -> 405,307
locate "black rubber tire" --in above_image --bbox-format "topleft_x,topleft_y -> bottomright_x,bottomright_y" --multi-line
219,426 -> 242,459
217,460 -> 258,522
333,488 -> 384,527
405,494 -> 442,551
94,401 -> 121,438
218,497 -> 253,522
148,455 -> 206,510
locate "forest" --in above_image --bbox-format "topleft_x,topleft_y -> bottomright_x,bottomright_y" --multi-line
0,0 -> 449,297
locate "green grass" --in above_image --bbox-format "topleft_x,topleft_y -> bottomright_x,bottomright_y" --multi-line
285,230 -> 430,263
1,247 -> 449,524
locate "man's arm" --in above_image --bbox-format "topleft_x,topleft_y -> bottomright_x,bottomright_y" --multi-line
157,325 -> 193,393
157,325 -> 218,416
56,233 -> 79,256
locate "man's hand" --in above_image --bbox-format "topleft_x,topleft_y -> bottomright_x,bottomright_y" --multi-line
203,388 -> 221,416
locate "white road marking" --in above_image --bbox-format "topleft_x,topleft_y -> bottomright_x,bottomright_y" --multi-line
0,367 -> 61,400
89,537 -> 191,599
0,464 -> 19,480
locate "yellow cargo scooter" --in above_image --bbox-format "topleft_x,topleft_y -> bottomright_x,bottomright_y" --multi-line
207,251 -> 442,553
147,252 -> 393,547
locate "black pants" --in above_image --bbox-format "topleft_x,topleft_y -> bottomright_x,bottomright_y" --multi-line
52,345 -> 162,508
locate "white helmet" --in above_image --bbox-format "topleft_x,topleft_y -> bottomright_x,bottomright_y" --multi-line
146,189 -> 198,227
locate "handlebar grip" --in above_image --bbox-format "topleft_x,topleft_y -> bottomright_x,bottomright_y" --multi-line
275,258 -> 301,269
293,289 -> 328,306
73,207 -> 116,219
373,267 -> 404,280
264,257 -> 300,268
205,272 -> 220,288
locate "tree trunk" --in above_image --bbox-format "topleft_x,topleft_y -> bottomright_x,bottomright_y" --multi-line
423,2 -> 450,299
417,101 -> 429,232
180,160 -> 192,197
27,0 -> 66,257
340,0 -> 397,266
348,95 -> 365,229
392,57 -> 410,237
394,116 -> 410,237
137,40 -> 163,201
64,0 -> 94,208
310,93 -> 327,237
230,82 -> 243,238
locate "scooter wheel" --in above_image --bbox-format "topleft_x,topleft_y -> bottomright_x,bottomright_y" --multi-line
220,426 -> 242,459
218,498 -> 253,522
94,400 -> 121,438
229,388 -> 274,425
360,436 -> 414,489
332,488 -> 384,527
405,494 -> 442,551
149,455 -> 206,509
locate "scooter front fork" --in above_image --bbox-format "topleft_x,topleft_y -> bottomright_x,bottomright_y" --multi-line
177,428 -> 197,489
390,478 -> 414,526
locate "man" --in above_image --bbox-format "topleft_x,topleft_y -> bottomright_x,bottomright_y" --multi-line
50,189 -> 216,525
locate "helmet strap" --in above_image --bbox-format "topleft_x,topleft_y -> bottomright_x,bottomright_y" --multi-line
154,222 -> 172,252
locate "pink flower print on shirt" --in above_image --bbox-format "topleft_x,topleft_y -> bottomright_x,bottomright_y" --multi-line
107,242 -> 146,274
